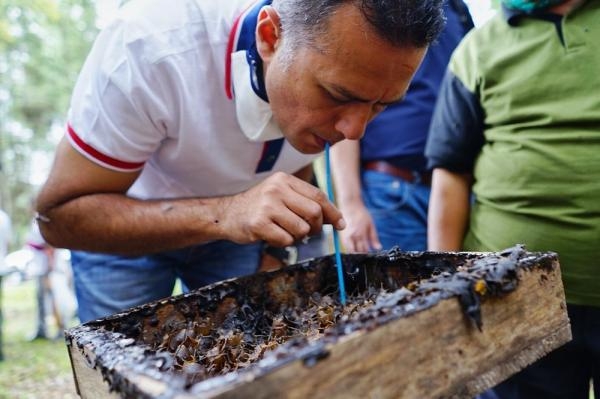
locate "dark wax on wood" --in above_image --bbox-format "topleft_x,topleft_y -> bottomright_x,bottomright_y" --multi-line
66,245 -> 558,398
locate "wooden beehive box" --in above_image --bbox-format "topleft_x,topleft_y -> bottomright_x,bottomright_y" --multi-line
65,245 -> 571,399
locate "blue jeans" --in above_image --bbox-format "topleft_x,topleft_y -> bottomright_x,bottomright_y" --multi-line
478,303 -> 600,399
361,169 -> 431,251
71,240 -> 262,323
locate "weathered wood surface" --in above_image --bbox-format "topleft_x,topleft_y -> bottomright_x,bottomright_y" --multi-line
67,250 -> 571,399
188,263 -> 570,399
68,345 -> 120,399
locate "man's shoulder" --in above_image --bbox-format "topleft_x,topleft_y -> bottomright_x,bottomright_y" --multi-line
109,0 -> 250,62
454,15 -> 508,58
448,15 -> 510,88
117,0 -> 248,26
446,0 -> 475,31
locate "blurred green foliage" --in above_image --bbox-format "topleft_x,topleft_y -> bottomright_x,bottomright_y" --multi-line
0,0 -> 98,248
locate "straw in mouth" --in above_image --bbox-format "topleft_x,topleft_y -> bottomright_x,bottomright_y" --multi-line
324,142 -> 347,305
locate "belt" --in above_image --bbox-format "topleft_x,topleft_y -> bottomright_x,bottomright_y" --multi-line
363,161 -> 432,186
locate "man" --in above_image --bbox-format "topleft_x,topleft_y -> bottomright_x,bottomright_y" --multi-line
36,0 -> 445,323
426,0 -> 599,397
330,0 -> 473,252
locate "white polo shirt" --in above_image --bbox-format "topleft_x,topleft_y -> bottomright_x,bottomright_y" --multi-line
67,0 -> 316,200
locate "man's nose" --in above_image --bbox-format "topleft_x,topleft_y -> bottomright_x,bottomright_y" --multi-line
334,103 -> 375,141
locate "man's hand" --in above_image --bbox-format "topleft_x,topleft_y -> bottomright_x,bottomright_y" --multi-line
338,202 -> 381,253
220,172 -> 345,247
328,139 -> 380,253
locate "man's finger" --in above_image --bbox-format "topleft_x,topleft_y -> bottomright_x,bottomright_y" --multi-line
287,177 -> 345,230
368,226 -> 382,251
258,222 -> 296,247
271,207 -> 312,241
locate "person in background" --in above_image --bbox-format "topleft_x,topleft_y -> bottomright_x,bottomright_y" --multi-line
35,0 -> 446,323
426,0 -> 599,397
0,208 -> 10,273
0,207 -> 12,360
25,221 -> 64,340
330,0 -> 473,253
25,221 -> 52,340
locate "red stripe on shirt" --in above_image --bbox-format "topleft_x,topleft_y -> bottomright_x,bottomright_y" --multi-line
26,242 -> 47,251
67,124 -> 145,170
225,3 -> 254,99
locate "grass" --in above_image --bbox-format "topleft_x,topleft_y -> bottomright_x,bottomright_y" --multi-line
0,280 -> 78,399
0,277 -> 183,399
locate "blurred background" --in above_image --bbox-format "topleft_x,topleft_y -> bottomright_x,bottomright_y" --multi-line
0,3 -> 121,397
0,1 -> 498,398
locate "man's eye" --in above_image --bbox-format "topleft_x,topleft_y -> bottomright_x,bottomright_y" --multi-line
330,95 -> 350,104
323,88 -> 349,104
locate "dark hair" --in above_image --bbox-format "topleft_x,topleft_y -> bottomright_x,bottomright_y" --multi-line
272,0 -> 446,49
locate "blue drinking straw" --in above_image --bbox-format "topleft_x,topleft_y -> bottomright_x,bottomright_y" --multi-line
324,142 -> 347,305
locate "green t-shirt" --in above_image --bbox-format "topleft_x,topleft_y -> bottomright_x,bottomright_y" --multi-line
429,1 -> 600,307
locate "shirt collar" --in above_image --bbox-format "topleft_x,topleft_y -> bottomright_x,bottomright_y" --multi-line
502,3 -> 527,25
225,0 -> 272,101
501,3 -> 568,26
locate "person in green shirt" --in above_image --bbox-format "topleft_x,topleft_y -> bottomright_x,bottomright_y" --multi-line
426,0 -> 600,397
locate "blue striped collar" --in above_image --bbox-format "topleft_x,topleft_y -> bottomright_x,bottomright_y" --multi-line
228,0 -> 271,101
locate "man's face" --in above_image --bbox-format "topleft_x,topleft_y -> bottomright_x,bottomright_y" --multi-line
257,4 -> 426,154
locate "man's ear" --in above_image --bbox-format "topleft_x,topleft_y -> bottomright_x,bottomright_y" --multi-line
256,6 -> 281,63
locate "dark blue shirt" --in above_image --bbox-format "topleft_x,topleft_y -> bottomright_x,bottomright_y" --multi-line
360,0 -> 473,171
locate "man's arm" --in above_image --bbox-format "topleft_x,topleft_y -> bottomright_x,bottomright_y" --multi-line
36,138 -> 345,255
425,66 -> 486,251
330,140 -> 381,252
427,168 -> 472,251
